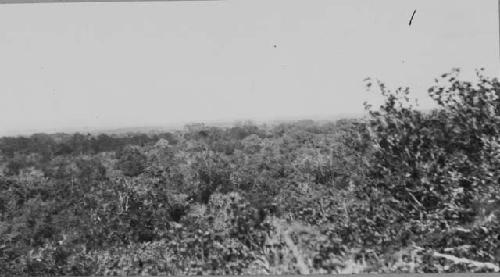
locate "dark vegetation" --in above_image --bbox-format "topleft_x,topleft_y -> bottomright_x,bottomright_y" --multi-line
0,69 -> 499,275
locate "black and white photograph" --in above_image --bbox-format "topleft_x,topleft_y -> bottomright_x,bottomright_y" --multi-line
0,0 -> 499,275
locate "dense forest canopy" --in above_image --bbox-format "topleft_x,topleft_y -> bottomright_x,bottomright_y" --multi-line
0,69 -> 499,275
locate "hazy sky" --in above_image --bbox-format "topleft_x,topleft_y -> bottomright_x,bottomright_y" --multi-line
0,0 -> 498,136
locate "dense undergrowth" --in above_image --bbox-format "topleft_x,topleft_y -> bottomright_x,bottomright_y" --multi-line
0,68 -> 499,275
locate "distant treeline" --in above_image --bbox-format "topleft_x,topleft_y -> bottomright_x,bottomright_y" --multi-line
0,120 -> 349,177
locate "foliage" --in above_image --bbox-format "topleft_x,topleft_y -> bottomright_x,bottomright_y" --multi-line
0,68 -> 499,275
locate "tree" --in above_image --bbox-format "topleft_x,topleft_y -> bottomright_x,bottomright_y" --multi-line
116,146 -> 147,177
357,68 -> 500,256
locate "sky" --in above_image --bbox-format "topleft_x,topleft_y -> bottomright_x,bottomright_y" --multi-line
0,0 -> 498,136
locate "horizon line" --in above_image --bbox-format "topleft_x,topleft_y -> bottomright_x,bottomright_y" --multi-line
0,112 -> 368,137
